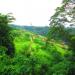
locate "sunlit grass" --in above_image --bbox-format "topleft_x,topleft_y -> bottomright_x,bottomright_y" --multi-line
12,29 -> 70,57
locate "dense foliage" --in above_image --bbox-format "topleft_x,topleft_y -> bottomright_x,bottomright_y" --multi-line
0,13 -> 15,56
47,0 -> 75,74
0,29 -> 72,75
0,0 -> 75,75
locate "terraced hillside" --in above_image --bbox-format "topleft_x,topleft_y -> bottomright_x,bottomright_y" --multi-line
11,29 -> 46,53
11,29 -> 70,55
0,29 -> 72,75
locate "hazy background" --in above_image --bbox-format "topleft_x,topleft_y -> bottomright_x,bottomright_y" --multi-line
0,0 -> 62,26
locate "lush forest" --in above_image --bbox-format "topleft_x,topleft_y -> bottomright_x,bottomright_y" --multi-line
0,0 -> 75,75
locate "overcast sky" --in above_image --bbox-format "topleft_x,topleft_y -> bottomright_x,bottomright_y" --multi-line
0,0 -> 62,26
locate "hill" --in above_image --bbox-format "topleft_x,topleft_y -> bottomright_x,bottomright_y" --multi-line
11,29 -> 46,53
11,29 -> 70,55
0,28 -> 72,75
11,25 -> 49,36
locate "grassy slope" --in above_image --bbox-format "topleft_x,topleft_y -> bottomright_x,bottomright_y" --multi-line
0,29 -> 72,75
12,29 -> 45,53
11,29 -> 70,56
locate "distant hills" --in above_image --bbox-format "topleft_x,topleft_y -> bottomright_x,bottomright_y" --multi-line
10,25 -> 75,37
11,25 -> 49,36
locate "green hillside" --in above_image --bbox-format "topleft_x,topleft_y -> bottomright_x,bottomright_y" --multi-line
0,0 -> 75,73
0,28 -> 72,75
12,29 -> 46,53
9,29 -> 71,75
11,29 -> 69,55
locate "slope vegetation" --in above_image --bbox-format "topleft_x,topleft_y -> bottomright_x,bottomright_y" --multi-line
0,29 -> 72,75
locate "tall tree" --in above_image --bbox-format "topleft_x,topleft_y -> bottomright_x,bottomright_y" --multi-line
47,0 -> 75,74
0,13 -> 15,56
48,0 -> 75,50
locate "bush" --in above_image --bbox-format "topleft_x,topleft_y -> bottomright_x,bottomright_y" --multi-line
0,46 -> 7,55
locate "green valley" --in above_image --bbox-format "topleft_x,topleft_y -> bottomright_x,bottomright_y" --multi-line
0,0 -> 75,74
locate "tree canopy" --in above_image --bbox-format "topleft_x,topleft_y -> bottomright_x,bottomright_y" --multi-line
0,13 -> 15,56
48,0 -> 75,50
47,0 -> 75,74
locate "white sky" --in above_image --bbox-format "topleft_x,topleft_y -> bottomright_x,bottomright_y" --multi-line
0,0 -> 62,26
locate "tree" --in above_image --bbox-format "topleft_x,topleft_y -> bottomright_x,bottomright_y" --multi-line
0,13 -> 15,56
47,0 -> 75,50
47,0 -> 75,74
